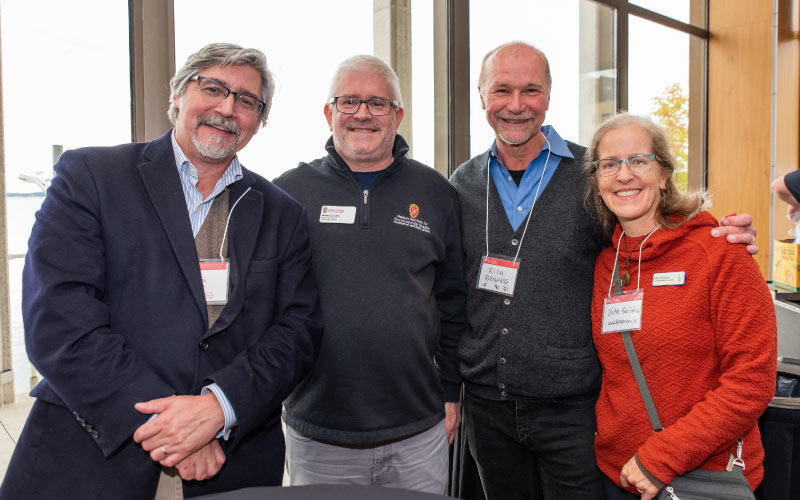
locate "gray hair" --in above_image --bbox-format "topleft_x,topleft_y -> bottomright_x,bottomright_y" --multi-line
583,113 -> 708,241
327,55 -> 403,107
168,42 -> 275,127
478,41 -> 552,92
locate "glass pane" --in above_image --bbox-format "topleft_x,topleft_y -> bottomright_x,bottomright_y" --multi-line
1,0 -> 131,395
411,2 -> 434,168
628,15 -> 705,191
174,0 -> 373,181
630,0 -> 706,29
469,0 -> 615,156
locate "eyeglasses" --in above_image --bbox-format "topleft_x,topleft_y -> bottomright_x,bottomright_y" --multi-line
329,96 -> 399,116
592,154 -> 660,177
190,76 -> 266,115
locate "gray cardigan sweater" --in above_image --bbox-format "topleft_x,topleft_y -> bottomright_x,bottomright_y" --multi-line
450,143 -> 603,400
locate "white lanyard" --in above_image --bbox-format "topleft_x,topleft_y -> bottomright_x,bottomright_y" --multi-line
484,133 -> 552,263
606,224 -> 662,297
218,186 -> 251,259
601,224 -> 661,333
200,186 -> 252,305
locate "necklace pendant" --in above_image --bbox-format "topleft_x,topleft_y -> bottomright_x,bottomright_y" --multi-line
621,271 -> 630,286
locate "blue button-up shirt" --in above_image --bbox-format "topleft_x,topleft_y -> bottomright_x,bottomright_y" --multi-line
489,125 -> 573,231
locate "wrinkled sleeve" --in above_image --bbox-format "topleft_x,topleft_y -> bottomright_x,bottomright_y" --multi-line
23,151 -> 174,457
433,188 -> 469,402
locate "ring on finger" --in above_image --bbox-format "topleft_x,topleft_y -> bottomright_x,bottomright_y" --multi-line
160,446 -> 169,456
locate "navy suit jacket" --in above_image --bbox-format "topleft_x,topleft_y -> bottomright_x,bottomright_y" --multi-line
1,131 -> 322,499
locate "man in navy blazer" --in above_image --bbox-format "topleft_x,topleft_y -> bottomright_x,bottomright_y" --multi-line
0,43 -> 322,499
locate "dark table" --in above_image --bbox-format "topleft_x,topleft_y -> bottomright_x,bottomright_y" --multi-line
197,485 -> 450,500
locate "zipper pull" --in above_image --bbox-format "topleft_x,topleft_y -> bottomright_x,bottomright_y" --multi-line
664,486 -> 680,499
363,189 -> 369,205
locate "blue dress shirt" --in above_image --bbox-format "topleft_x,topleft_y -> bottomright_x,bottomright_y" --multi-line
489,125 -> 573,231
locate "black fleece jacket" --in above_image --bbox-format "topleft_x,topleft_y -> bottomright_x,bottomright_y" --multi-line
275,135 -> 468,444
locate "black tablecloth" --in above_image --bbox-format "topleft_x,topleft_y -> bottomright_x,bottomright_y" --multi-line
196,485 -> 450,500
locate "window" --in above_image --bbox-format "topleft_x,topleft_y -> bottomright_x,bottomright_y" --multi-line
1,0 -> 130,394
468,0 -> 616,155
173,0 -> 373,181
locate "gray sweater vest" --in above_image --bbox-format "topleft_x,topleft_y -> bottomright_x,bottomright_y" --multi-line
450,144 -> 603,399
195,189 -> 229,328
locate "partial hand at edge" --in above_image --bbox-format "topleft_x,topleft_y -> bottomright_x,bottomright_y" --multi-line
176,439 -> 226,481
445,402 -> 461,445
711,213 -> 758,255
620,456 -> 659,500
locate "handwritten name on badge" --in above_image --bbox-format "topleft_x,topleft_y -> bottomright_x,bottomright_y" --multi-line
477,256 -> 520,297
319,206 -> 356,224
602,290 -> 644,333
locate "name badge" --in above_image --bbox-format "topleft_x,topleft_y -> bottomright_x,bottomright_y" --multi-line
477,255 -> 520,297
319,206 -> 356,224
652,271 -> 685,286
602,290 -> 644,333
199,259 -> 230,305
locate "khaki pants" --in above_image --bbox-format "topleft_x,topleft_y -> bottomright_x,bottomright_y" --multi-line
153,468 -> 183,500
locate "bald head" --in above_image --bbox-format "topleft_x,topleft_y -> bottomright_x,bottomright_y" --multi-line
478,42 -> 552,94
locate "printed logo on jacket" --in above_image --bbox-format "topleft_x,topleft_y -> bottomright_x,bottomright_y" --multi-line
394,203 -> 430,233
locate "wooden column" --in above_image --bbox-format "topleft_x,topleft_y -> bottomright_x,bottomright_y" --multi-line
707,0 -> 773,276
773,0 -> 800,256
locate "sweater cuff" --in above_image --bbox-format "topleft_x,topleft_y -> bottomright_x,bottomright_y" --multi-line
442,381 -> 462,403
635,454 -> 666,490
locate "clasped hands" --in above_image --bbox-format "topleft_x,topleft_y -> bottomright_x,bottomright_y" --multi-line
133,393 -> 226,481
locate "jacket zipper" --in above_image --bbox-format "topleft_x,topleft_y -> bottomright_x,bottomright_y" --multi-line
361,189 -> 369,226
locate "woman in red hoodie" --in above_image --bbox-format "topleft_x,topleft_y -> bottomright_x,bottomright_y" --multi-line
583,113 -> 776,499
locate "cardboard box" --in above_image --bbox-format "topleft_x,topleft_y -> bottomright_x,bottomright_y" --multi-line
773,239 -> 800,291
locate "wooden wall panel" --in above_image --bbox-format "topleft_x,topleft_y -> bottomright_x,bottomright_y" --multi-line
708,0 -> 773,276
774,0 -> 800,248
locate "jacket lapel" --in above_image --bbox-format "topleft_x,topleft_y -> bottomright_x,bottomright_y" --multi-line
137,132 -> 207,321
204,170 -> 263,338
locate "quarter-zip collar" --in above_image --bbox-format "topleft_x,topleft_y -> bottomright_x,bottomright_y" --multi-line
325,134 -> 410,174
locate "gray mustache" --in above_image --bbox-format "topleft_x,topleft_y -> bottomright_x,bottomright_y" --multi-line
197,116 -> 241,137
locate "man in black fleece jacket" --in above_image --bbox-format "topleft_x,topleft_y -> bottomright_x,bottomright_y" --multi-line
275,54 -> 467,495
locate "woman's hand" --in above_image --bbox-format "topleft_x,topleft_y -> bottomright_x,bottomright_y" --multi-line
620,456 -> 659,499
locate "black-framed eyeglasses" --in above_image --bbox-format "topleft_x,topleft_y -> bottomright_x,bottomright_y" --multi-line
328,96 -> 400,116
592,154 -> 660,177
190,76 -> 266,115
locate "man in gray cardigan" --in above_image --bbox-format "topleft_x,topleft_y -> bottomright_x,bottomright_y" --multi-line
450,41 -> 759,500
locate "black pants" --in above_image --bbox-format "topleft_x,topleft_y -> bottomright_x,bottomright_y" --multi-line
463,390 -> 604,500
602,475 -> 640,499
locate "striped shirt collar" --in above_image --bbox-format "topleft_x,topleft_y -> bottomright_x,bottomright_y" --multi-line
171,130 -> 244,237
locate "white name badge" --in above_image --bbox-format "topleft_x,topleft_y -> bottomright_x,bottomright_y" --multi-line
652,271 -> 686,286
199,259 -> 230,305
602,290 -> 644,333
319,206 -> 356,224
476,255 -> 520,297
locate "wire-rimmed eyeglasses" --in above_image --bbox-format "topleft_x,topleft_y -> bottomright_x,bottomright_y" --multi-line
328,96 -> 400,116
592,154 -> 660,177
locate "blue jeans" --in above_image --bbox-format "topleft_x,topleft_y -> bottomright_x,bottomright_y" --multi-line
463,390 -> 604,500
